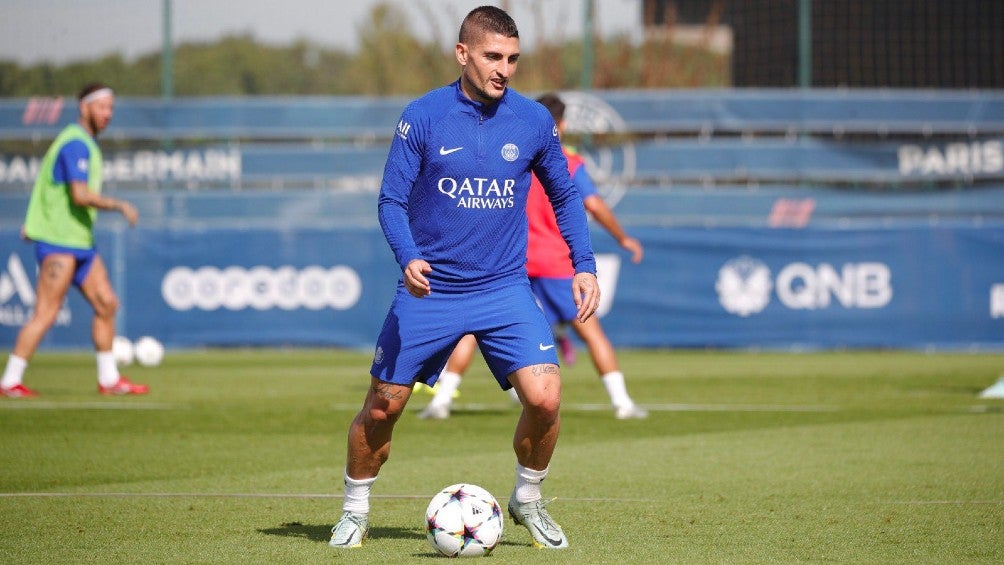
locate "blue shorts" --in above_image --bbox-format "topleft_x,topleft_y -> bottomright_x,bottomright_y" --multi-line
529,276 -> 578,326
34,241 -> 98,288
370,281 -> 559,389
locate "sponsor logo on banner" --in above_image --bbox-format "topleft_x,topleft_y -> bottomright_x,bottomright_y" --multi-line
716,255 -> 893,317
991,284 -> 1004,319
897,139 -> 1003,177
716,256 -> 773,317
558,91 -> 635,208
0,148 -> 241,187
0,253 -> 71,327
161,265 -> 362,311
595,253 -> 621,318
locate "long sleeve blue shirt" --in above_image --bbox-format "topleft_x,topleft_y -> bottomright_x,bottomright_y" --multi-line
378,80 -> 596,292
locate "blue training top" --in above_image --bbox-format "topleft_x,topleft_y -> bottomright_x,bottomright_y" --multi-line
378,80 -> 596,292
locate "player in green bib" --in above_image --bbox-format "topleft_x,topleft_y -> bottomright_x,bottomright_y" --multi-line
1,83 -> 148,397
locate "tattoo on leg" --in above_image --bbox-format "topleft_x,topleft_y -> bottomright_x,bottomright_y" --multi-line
530,364 -> 558,377
372,382 -> 403,400
44,261 -> 66,281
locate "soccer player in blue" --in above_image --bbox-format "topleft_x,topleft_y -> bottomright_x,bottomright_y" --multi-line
329,6 -> 599,551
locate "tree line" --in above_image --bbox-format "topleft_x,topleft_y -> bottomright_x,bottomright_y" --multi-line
0,4 -> 727,98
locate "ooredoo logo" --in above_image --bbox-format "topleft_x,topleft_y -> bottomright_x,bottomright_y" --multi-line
161,265 -> 361,311
715,256 -> 773,317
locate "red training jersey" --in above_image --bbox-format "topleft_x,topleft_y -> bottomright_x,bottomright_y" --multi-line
526,147 -> 587,278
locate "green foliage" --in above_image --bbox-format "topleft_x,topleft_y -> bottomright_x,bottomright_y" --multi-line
0,3 -> 728,98
0,348 -> 1002,563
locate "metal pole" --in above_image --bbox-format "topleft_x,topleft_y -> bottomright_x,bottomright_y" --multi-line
580,0 -> 594,90
797,0 -> 812,88
161,0 -> 173,99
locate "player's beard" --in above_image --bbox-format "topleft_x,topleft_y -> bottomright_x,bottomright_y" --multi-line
465,73 -> 507,104
87,113 -> 109,138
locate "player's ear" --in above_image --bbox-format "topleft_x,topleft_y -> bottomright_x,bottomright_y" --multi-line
455,43 -> 468,66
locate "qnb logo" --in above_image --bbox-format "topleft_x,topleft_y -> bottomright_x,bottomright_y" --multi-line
715,256 -> 773,317
161,265 -> 362,312
716,256 -> 894,317
437,176 -> 515,209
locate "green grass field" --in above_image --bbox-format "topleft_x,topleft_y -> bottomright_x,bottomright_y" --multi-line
1,348 -> 1002,563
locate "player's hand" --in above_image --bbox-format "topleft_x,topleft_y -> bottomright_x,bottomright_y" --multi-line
620,236 -> 644,263
571,271 -> 600,323
404,259 -> 432,298
119,201 -> 139,227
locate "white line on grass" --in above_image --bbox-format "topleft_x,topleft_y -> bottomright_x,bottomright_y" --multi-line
2,493 -> 999,506
329,402 -> 839,413
0,492 -> 649,503
0,401 -> 187,410
883,500 -> 1004,505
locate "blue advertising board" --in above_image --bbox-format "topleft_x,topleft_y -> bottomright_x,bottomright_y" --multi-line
2,221 -> 1001,351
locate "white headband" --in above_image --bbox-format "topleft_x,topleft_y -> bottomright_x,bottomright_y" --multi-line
81,87 -> 114,104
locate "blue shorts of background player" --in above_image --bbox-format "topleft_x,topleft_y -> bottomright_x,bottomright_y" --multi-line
370,281 -> 559,389
529,276 -> 580,327
34,241 -> 98,288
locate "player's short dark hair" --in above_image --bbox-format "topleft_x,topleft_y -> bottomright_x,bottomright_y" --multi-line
78,82 -> 110,101
459,5 -> 519,44
536,93 -> 566,123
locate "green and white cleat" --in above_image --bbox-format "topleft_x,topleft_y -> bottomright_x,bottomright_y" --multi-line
507,495 -> 569,549
329,511 -> 368,549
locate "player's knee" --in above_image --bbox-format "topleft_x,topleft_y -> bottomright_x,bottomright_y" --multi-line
93,292 -> 120,318
366,404 -> 405,426
522,394 -> 561,424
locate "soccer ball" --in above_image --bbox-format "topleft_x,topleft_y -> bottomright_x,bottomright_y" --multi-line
112,336 -> 134,366
133,336 -> 164,367
425,483 -> 503,557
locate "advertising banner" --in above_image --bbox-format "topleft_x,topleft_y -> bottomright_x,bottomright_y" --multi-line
592,224 -> 1004,349
2,223 -> 1001,351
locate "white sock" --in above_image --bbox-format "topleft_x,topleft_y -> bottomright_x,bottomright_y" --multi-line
430,370 -> 461,407
342,471 -> 377,514
513,463 -> 548,504
1,355 -> 27,389
601,371 -> 633,408
96,351 -> 119,387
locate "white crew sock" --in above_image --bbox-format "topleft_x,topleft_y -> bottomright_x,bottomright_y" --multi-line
1,355 -> 28,389
513,463 -> 548,504
507,387 -> 520,403
601,371 -> 633,408
429,370 -> 462,407
96,351 -> 119,387
342,472 -> 377,514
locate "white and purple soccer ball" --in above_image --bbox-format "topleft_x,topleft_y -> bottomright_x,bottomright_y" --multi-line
425,483 -> 504,557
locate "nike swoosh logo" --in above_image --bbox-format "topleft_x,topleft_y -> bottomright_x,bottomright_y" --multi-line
532,524 -> 564,547
539,344 -> 555,351
439,146 -> 463,155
